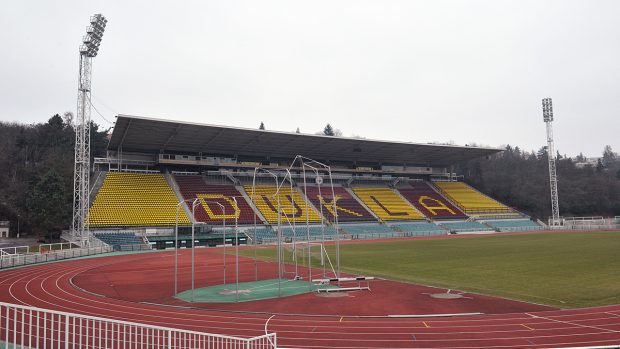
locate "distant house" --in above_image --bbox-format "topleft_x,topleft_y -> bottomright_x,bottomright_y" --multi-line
575,157 -> 601,169
0,221 -> 9,238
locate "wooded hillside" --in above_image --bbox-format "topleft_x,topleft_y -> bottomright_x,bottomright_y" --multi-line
457,145 -> 620,221
0,115 -> 108,238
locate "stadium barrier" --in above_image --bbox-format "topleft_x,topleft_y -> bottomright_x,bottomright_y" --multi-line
0,301 -> 276,349
115,244 -> 152,252
0,242 -> 78,257
0,245 -> 113,270
493,226 -> 544,232
562,216 -> 620,230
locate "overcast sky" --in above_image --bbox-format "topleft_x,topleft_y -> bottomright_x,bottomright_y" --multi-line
1,0 -> 618,157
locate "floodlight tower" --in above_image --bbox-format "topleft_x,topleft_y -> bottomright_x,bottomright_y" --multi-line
72,14 -> 107,245
542,98 -> 561,228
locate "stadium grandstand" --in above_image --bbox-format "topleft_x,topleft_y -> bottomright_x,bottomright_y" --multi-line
86,114 -> 540,247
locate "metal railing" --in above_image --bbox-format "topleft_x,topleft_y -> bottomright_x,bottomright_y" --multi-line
0,301 -> 276,349
493,226 -> 544,232
0,245 -> 113,269
115,244 -> 152,252
559,216 -> 620,230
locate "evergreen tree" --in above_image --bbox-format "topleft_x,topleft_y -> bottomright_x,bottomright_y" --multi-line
576,152 -> 586,162
323,123 -> 335,136
26,169 -> 70,234
596,159 -> 604,173
602,145 -> 616,167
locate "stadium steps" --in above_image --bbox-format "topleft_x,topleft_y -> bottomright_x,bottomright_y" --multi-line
425,181 -> 470,217
166,172 -> 195,223
88,171 -> 107,207
343,187 -> 381,222
428,181 -> 471,214
390,187 -> 427,220
236,185 -> 269,225
295,185 -> 330,223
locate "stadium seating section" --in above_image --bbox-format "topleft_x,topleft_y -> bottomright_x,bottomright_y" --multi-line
244,185 -> 322,224
175,175 -> 259,224
352,187 -> 425,221
433,182 -> 513,214
484,219 -> 541,232
390,222 -> 447,236
93,232 -> 146,249
89,172 -> 190,226
339,223 -> 398,239
398,182 -> 467,220
246,227 -> 277,244
303,186 -> 375,222
438,221 -> 493,233
280,225 -> 339,241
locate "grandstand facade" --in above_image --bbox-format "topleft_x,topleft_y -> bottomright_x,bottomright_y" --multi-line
88,115 -> 541,248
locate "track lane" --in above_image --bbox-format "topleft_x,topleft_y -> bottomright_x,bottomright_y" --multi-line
2,250 -> 620,348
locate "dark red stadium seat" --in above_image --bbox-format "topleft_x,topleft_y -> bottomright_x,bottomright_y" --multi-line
303,186 -> 376,222
174,175 -> 260,225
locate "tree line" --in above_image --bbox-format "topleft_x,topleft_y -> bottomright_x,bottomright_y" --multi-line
0,114 -> 108,239
455,145 -> 620,221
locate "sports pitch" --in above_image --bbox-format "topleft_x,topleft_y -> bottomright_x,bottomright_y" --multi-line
242,231 -> 620,308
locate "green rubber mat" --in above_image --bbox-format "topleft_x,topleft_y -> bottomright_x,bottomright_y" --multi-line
175,278 -> 338,303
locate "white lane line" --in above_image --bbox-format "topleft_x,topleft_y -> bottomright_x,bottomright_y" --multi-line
527,313 -> 620,334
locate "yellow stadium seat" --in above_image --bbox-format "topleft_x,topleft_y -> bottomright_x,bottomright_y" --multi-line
243,185 -> 322,224
88,172 -> 190,227
351,187 -> 424,221
433,182 -> 513,214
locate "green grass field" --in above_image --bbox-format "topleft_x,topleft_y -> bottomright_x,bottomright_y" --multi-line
241,232 -> 620,308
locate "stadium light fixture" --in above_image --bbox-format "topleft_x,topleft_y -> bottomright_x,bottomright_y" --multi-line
80,14 -> 107,58
542,98 -> 553,122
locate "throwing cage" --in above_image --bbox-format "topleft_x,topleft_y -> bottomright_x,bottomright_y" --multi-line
172,155 -> 370,303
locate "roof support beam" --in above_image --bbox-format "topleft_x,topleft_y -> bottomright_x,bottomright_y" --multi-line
200,128 -> 226,148
117,119 -> 132,150
160,124 -> 181,152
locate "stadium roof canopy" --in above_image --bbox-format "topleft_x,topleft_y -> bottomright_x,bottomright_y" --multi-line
108,115 -> 502,167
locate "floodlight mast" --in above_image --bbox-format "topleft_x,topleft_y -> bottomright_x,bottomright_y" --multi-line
72,14 -> 107,246
542,98 -> 561,228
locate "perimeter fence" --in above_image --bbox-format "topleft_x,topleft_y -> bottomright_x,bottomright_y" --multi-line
0,302 -> 276,349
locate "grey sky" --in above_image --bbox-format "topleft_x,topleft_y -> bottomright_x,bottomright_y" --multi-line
1,0 -> 618,157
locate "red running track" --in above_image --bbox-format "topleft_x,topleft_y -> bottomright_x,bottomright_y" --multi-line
70,248 -> 553,316
2,248 -> 620,348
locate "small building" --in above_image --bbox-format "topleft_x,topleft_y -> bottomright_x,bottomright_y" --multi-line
0,221 -> 9,238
